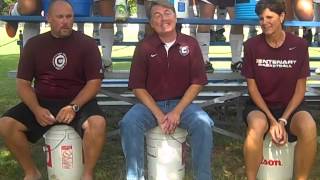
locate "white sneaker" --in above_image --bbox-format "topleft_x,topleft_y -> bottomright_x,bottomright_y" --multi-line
315,67 -> 320,75
248,28 -> 257,39
102,57 -> 112,72
93,30 -> 100,40
138,31 -> 145,41
114,31 -> 123,42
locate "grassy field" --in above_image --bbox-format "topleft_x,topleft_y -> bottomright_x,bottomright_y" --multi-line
0,25 -> 320,179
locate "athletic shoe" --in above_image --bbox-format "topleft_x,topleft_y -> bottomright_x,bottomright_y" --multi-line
93,29 -> 100,40
315,67 -> 320,75
302,27 -> 312,45
215,28 -> 226,42
248,27 -> 257,39
138,31 -> 145,41
210,28 -> 226,42
231,61 -> 243,72
114,31 -> 123,42
102,57 -> 112,72
205,62 -> 214,73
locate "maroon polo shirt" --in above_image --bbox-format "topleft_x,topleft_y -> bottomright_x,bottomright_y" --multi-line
241,32 -> 310,108
129,33 -> 208,101
17,31 -> 103,100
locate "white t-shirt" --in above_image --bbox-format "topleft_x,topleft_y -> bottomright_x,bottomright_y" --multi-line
164,40 -> 176,55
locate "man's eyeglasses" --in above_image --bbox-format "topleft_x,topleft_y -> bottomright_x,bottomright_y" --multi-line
151,10 -> 175,20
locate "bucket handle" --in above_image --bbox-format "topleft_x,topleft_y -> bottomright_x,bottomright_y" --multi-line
43,131 -> 68,152
169,134 -> 190,148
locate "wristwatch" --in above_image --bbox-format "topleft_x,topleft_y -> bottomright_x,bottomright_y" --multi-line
69,103 -> 80,112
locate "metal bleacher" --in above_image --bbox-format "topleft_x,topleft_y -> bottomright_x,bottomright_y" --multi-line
2,15 -> 320,140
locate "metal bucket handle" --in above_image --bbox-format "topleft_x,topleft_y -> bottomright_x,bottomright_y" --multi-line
43,130 -> 68,152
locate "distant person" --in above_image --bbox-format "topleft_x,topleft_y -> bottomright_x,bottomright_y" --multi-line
196,0 -> 244,73
5,0 -> 41,46
114,0 -> 147,42
96,0 -> 117,72
242,0 -> 317,179
285,0 -> 314,44
0,1 -> 106,179
119,1 -> 214,179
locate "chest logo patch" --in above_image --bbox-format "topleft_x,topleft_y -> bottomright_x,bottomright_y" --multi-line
52,52 -> 67,70
179,46 -> 189,56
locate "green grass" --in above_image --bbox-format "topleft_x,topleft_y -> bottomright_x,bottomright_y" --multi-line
0,54 -> 19,114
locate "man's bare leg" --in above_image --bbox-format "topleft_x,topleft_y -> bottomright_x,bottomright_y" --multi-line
0,117 -> 41,180
81,116 -> 106,180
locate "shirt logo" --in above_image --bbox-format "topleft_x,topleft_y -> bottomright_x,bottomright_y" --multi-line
289,47 -> 296,51
150,53 -> 158,58
52,52 -> 67,70
256,58 -> 297,68
179,45 -> 189,56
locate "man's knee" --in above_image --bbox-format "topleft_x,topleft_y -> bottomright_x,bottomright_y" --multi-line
294,0 -> 314,20
82,116 -> 106,134
17,0 -> 42,15
120,104 -> 149,128
192,113 -> 213,131
0,117 -> 26,137
119,114 -> 138,131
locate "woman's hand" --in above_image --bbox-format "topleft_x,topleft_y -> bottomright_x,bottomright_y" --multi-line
269,121 -> 288,145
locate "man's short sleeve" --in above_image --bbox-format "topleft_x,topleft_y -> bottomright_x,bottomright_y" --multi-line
17,40 -> 36,81
128,43 -> 148,89
190,39 -> 208,85
83,39 -> 104,80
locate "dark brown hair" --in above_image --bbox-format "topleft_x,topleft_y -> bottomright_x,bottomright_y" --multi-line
255,0 -> 286,16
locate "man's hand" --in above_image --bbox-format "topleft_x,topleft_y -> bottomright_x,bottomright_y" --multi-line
55,105 -> 76,124
156,114 -> 168,133
163,111 -> 181,134
33,107 -> 56,127
269,121 -> 288,145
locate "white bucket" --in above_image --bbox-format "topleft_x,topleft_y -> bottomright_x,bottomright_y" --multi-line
146,127 -> 188,180
43,125 -> 84,180
257,134 -> 296,180
172,0 -> 189,18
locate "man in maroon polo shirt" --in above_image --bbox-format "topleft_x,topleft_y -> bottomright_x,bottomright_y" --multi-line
119,1 -> 214,179
0,1 -> 106,180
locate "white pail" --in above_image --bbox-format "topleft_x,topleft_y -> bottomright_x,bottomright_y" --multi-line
146,127 -> 188,180
43,125 -> 83,180
257,134 -> 296,180
173,0 -> 189,18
